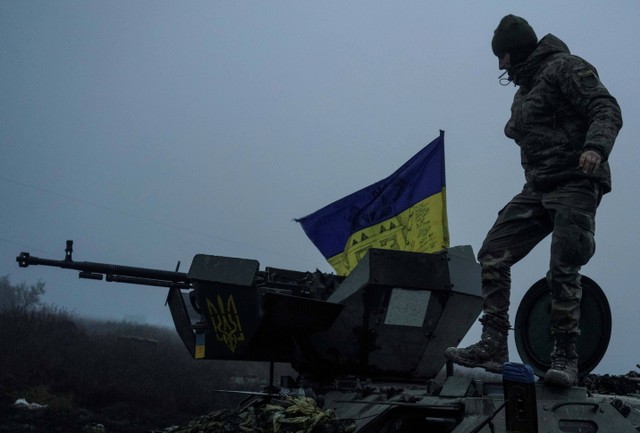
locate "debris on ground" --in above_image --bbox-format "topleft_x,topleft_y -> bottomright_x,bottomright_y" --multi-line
582,370 -> 640,397
13,399 -> 48,411
173,396 -> 355,433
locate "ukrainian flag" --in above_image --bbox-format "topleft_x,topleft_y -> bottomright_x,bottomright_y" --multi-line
297,131 -> 449,276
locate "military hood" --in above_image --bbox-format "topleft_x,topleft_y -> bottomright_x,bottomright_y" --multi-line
511,34 -> 570,85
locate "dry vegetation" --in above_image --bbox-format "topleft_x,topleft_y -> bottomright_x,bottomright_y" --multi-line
0,277 -> 288,433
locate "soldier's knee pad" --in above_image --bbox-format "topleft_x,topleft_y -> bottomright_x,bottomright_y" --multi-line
552,209 -> 595,266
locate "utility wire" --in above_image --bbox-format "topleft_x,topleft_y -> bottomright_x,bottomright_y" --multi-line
0,175 -> 322,267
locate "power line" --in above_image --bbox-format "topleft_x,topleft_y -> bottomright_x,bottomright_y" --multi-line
0,175 -> 321,267
0,237 -> 52,255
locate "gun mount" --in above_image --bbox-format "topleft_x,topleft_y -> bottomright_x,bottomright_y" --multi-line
18,241 -> 634,433
17,241 -> 483,380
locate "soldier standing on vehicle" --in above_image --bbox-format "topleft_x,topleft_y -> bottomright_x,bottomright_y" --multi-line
444,14 -> 622,387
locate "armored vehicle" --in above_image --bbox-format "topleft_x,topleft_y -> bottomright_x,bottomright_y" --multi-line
16,241 -> 640,432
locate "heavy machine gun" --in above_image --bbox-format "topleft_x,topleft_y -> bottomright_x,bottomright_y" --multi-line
17,240 -> 482,380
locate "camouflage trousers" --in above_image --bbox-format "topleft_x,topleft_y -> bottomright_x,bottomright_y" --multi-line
478,179 -> 602,335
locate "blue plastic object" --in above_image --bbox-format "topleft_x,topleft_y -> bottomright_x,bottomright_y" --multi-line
502,362 -> 535,383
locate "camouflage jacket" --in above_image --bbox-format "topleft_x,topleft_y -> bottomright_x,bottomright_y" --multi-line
505,34 -> 622,193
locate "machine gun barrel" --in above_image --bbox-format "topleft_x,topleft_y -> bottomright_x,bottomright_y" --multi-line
16,240 -> 190,289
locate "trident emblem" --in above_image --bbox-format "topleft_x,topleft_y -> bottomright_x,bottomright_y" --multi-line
207,294 -> 245,353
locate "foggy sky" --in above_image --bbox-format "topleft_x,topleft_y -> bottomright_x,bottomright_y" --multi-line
1,1 -> 639,374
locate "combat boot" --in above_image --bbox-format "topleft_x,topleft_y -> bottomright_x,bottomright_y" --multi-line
444,320 -> 508,374
544,333 -> 579,387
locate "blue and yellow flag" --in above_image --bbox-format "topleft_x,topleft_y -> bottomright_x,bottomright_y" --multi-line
296,131 -> 449,276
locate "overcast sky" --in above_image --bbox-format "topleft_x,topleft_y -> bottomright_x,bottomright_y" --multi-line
1,1 -> 638,375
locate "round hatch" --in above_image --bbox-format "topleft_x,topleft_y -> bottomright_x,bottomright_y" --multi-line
514,275 -> 611,378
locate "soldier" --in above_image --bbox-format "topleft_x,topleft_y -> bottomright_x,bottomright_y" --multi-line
444,15 -> 622,387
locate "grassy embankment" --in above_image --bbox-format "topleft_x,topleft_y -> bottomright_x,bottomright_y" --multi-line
0,304 -> 288,432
